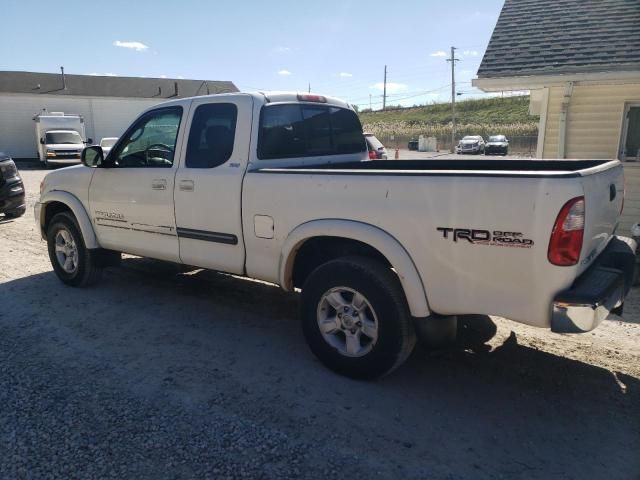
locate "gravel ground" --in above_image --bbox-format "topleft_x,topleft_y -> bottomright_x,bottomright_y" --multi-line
1,167 -> 639,479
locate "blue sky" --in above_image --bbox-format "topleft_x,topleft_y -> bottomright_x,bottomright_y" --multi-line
1,0 -> 504,109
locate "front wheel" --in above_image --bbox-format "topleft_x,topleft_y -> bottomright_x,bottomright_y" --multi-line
301,256 -> 416,379
46,212 -> 102,287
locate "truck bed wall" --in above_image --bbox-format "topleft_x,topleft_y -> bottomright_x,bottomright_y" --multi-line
242,171 -> 586,327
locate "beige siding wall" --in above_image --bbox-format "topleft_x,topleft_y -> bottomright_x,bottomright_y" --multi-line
541,82 -> 640,235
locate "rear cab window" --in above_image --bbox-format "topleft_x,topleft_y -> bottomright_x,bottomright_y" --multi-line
185,103 -> 238,168
258,103 -> 366,159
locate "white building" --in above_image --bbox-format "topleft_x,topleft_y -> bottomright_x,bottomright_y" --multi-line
473,0 -> 640,235
0,70 -> 237,158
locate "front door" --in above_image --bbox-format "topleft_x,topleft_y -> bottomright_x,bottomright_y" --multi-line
89,105 -> 186,262
173,95 -> 253,274
622,105 -> 640,161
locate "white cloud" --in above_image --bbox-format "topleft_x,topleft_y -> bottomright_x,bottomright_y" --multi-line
430,51 -> 447,57
370,82 -> 408,93
87,72 -> 118,77
113,40 -> 149,52
274,46 -> 292,54
463,50 -> 480,56
338,72 -> 353,78
278,69 -> 292,76
159,74 -> 167,78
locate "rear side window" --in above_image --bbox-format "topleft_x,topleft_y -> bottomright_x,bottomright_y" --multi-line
186,103 -> 237,168
258,104 -> 365,159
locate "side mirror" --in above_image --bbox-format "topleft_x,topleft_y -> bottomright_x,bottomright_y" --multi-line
81,146 -> 104,168
40,138 -> 45,145
86,138 -> 94,144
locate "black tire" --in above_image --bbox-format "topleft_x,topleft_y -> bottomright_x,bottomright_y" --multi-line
301,256 -> 416,379
46,212 -> 102,287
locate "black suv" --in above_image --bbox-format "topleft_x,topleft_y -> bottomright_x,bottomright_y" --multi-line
0,152 -> 26,218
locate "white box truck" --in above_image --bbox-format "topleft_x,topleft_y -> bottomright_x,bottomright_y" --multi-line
34,113 -> 92,167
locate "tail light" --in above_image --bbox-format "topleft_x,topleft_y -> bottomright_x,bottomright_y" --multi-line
548,196 -> 585,266
368,149 -> 377,160
297,94 -> 327,103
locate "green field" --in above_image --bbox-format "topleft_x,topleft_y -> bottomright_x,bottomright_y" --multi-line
358,95 -> 539,147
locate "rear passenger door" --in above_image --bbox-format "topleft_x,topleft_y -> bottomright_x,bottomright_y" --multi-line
173,95 -> 253,274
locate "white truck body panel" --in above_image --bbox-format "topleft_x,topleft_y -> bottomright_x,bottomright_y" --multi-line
36,92 -> 629,331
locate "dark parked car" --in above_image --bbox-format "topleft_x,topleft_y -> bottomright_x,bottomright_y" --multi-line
484,135 -> 509,156
0,152 -> 26,219
364,133 -> 388,159
407,139 -> 419,151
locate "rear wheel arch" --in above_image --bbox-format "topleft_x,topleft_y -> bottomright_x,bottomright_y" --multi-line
280,220 -> 431,318
40,192 -> 99,249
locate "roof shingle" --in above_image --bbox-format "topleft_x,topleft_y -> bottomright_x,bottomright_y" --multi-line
477,0 -> 640,78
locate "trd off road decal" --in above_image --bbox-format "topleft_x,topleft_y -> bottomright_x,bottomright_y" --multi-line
437,228 -> 534,248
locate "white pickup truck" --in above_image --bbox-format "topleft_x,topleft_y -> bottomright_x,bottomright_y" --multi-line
35,92 -> 636,378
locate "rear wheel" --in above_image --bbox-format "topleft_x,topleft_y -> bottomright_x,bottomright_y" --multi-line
46,212 -> 102,287
301,256 -> 416,379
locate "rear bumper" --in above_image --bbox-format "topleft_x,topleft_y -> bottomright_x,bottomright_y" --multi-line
551,236 -> 636,333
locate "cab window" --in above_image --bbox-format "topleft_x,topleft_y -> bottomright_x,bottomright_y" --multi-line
185,103 -> 238,168
111,107 -> 182,168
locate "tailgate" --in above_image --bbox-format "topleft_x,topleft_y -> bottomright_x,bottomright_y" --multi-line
579,162 -> 624,274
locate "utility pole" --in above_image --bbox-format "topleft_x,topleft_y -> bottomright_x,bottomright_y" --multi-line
446,47 -> 459,152
382,65 -> 387,111
308,82 -> 311,93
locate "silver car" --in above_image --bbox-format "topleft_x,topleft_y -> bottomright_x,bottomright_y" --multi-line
456,135 -> 485,155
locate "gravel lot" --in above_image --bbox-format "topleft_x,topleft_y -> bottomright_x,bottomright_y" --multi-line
1,167 -> 639,479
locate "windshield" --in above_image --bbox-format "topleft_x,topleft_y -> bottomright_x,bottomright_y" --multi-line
462,136 -> 481,142
489,136 -> 506,142
100,138 -> 117,148
45,131 -> 83,145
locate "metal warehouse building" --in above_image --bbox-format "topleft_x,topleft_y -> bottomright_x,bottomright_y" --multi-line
0,71 -> 238,158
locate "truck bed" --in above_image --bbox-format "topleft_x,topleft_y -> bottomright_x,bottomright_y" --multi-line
253,159 -> 618,178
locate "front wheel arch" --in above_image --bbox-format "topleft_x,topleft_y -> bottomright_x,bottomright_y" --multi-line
39,191 -> 99,249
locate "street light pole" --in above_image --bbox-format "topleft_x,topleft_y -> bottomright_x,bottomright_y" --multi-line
447,46 -> 459,152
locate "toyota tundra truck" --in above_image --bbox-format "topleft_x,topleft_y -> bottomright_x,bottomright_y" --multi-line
35,92 -> 636,378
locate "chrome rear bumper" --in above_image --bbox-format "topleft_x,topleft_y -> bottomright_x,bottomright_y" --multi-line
551,236 -> 636,333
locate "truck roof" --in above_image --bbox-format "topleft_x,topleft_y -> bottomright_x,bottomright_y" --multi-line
154,91 -> 354,110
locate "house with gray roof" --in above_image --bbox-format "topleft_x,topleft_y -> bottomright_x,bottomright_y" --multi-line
0,70 -> 237,158
473,0 -> 640,233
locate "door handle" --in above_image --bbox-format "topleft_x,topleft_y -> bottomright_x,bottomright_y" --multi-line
151,179 -> 167,190
179,180 -> 195,192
